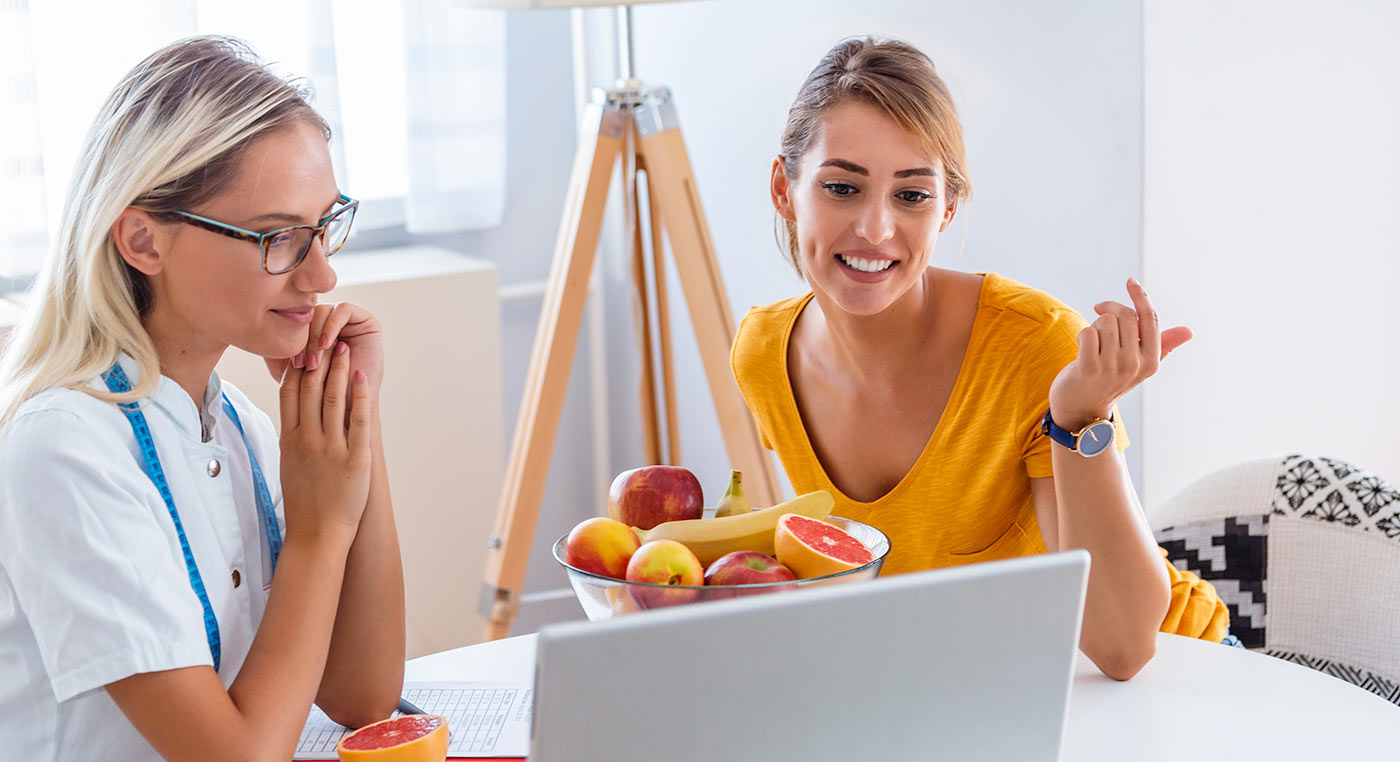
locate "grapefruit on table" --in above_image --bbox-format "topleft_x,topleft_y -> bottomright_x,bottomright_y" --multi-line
337,714 -> 449,762
774,513 -> 873,579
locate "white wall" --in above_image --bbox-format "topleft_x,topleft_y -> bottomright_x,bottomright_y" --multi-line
1142,0 -> 1400,508
600,0 -> 1147,503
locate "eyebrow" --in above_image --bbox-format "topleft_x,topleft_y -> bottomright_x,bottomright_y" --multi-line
819,159 -> 938,179
245,194 -> 344,226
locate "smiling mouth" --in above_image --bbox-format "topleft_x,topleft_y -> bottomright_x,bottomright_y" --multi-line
836,253 -> 897,273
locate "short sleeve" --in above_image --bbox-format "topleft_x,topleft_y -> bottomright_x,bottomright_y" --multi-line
0,407 -> 213,702
1019,309 -> 1132,479
731,308 -> 777,452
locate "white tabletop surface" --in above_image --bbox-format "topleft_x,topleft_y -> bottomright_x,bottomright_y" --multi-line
407,631 -> 1400,759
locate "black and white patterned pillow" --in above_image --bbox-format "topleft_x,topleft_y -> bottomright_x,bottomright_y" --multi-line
1156,454 -> 1400,703
1265,650 -> 1400,706
1157,515 -> 1269,648
1272,455 -> 1400,538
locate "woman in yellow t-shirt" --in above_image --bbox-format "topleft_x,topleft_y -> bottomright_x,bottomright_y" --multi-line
732,37 -> 1227,680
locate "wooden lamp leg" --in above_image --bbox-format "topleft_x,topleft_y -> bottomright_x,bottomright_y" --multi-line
480,86 -> 783,642
643,165 -> 682,465
480,98 -> 624,641
626,121 -> 663,465
636,93 -> 782,509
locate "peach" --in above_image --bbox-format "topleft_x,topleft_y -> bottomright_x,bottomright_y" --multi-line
625,539 -> 704,609
564,517 -> 642,580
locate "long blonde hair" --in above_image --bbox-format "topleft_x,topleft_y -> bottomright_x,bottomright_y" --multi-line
776,37 -> 972,275
0,36 -> 329,427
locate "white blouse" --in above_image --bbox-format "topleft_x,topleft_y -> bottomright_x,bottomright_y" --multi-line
0,354 -> 284,761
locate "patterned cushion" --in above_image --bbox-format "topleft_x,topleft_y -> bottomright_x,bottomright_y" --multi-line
1154,455 -> 1400,705
1265,650 -> 1400,705
1273,456 -> 1400,535
1158,515 -> 1268,648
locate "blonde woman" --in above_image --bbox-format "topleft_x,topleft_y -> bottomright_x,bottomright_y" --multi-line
734,37 -> 1229,680
0,37 -> 404,759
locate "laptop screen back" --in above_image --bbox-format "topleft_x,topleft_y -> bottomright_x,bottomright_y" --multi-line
532,549 -> 1089,762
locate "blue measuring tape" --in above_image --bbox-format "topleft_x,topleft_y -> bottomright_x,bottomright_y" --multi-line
102,364 -> 283,672
220,399 -> 282,572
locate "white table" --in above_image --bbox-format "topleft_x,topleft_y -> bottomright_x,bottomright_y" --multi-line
408,632 -> 1400,759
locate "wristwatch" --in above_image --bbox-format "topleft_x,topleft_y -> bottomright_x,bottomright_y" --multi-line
1041,408 -> 1116,458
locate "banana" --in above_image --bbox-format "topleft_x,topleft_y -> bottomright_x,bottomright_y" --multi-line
635,490 -> 834,566
713,470 -> 750,517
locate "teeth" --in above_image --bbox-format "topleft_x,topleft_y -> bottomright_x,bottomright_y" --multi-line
838,254 -> 894,273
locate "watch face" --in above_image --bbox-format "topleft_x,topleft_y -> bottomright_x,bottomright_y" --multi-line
1078,421 -> 1116,457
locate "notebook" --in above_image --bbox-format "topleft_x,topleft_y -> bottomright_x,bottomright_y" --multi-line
531,549 -> 1090,761
294,681 -> 530,759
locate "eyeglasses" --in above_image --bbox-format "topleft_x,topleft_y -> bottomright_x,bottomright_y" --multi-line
172,194 -> 358,274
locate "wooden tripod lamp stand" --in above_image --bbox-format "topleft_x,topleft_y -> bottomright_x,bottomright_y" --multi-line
461,1 -> 782,640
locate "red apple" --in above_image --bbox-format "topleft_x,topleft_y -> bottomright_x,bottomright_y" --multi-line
704,551 -> 797,586
564,517 -> 641,580
704,551 -> 798,599
625,539 -> 704,609
608,466 -> 704,530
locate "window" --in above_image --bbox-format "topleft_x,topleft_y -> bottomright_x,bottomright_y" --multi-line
0,0 -> 505,277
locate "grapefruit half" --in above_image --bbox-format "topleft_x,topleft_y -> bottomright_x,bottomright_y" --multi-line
774,513 -> 873,579
337,714 -> 449,762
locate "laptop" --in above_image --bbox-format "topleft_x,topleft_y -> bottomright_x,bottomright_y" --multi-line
530,549 -> 1090,761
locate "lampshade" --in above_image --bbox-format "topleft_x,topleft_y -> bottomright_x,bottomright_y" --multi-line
454,0 -> 684,8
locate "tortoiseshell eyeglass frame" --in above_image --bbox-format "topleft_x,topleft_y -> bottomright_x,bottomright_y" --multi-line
172,193 -> 358,274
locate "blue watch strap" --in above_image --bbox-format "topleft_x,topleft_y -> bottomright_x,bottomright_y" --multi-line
1041,408 -> 1115,455
1041,408 -> 1078,451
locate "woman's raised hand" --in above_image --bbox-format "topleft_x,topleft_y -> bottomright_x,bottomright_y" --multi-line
264,302 -> 384,399
1047,277 -> 1193,429
278,335 -> 373,541
298,303 -> 383,395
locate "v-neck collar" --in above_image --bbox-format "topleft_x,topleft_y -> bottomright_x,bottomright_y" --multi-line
779,273 -> 995,509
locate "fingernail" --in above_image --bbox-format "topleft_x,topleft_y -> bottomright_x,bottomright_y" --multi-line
321,333 -> 332,350
292,354 -> 304,369
308,353 -> 319,371
335,341 -> 348,356
354,369 -> 366,384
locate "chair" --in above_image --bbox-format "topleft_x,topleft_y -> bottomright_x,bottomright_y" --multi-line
1151,454 -> 1400,705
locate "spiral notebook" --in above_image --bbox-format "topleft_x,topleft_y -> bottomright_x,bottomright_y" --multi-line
294,681 -> 531,760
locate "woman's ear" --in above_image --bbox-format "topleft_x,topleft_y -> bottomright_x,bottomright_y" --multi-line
771,157 -> 797,222
111,208 -> 170,276
938,197 -> 960,233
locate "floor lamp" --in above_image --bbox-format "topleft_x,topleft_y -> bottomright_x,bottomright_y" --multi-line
458,1 -> 782,640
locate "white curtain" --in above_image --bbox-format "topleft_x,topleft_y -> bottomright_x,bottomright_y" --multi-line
0,0 -> 47,276
191,0 -> 351,193
402,0 -> 507,233
0,0 -> 507,278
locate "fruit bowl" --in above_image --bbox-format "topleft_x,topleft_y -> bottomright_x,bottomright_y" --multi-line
552,516 -> 890,621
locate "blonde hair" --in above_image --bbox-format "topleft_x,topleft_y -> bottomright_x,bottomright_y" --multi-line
0,36 -> 329,427
776,37 -> 972,275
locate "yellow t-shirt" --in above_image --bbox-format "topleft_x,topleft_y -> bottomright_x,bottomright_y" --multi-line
732,272 -> 1127,575
731,272 -> 1228,642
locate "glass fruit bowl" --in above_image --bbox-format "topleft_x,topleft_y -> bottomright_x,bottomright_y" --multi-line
552,516 -> 890,621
